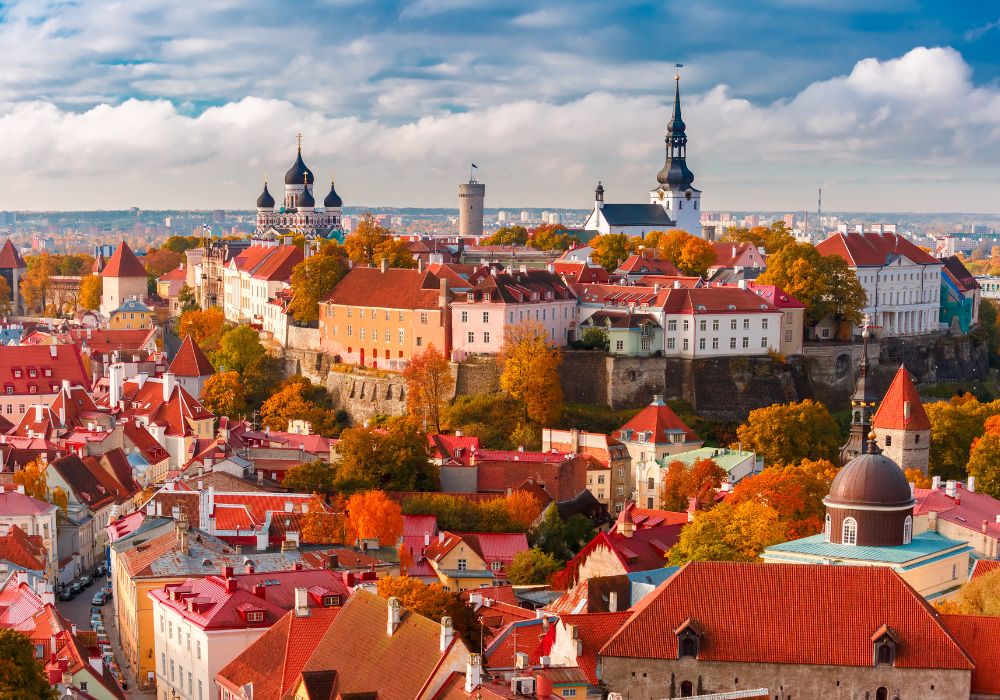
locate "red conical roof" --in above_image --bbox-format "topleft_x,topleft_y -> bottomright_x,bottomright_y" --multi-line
101,240 -> 147,278
873,365 -> 930,431
0,239 -> 25,270
168,335 -> 215,377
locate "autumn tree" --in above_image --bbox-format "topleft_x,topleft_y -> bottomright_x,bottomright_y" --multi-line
260,381 -> 335,435
498,321 -> 564,426
0,628 -> 57,699
720,222 -> 794,254
200,371 -> 247,419
50,486 -> 68,514
20,253 -> 57,314
926,394 -> 1000,480
300,494 -> 345,545
505,490 -> 544,530
668,501 -> 786,564
507,548 -> 562,584
78,275 -> 102,311
143,248 -> 183,278
282,461 -> 337,495
403,344 -> 454,433
736,399 -> 842,466
904,468 -> 932,489
730,459 -> 838,539
0,277 -> 11,315
660,458 -> 727,512
967,431 -> 1000,498
375,576 -> 481,646
178,308 -> 225,352
13,458 -> 47,500
335,417 -> 438,493
287,241 -> 349,324
346,490 -> 404,546
757,243 -> 865,328
344,214 -> 416,268
213,325 -> 266,374
178,284 -> 199,313
528,224 -> 578,252
482,225 -> 529,247
163,235 -> 201,253
652,229 -> 716,277
443,394 -> 524,450
949,569 -> 1000,616
591,233 -> 637,272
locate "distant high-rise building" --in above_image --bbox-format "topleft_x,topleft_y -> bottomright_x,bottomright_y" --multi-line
549,212 -> 561,225
520,210 -> 530,222
212,209 -> 225,224
783,213 -> 795,229
497,210 -> 507,224
459,175 -> 485,237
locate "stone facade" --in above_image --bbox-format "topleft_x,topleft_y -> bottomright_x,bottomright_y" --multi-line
600,656 -> 971,700
877,426 -> 930,473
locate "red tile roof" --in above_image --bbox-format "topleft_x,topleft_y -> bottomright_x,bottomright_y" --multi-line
69,327 -> 158,354
711,242 -> 763,268
613,503 -> 689,533
157,265 -> 187,282
424,531 -> 528,579
553,260 -> 610,284
149,575 -> 292,630
169,335 -> 215,377
556,612 -> 632,683
815,231 -> 940,267
0,239 -> 25,269
563,525 -> 683,586
873,365 -> 930,431
972,559 -> 1000,580
51,454 -> 117,511
618,397 -> 698,444
462,270 -> 575,305
101,240 -> 148,277
217,607 -> 341,700
322,267 -> 444,310
251,245 -> 303,282
942,614 -> 1000,696
0,486 -> 57,517
601,561 -> 973,670
474,452 -> 589,501
0,524 -> 46,570
485,617 -> 555,669
0,344 -> 90,395
913,482 -> 1000,539
615,253 -> 680,277
744,282 -> 805,309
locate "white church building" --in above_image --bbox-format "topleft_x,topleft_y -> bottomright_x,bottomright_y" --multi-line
585,74 -> 703,239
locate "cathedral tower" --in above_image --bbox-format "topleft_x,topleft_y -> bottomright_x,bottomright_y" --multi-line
650,71 -> 702,236
841,316 -> 879,465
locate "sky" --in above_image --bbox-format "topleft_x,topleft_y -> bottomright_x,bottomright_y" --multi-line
1,0 -> 999,213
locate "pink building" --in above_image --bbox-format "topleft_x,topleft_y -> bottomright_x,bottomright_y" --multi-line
451,267 -> 577,358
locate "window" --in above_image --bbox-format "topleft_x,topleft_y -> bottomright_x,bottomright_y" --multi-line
743,318 -> 750,330
903,515 -> 912,544
680,680 -> 693,696
712,319 -> 719,331
468,332 -> 475,343
563,690 -> 577,697
683,320 -> 689,331
730,337 -> 737,349
699,320 -> 706,331
616,340 -> 624,351
761,337 -> 767,348
842,517 -> 858,545
246,611 -> 264,623
482,312 -> 489,323
742,337 -> 749,348
597,475 -> 605,484
698,338 -> 705,350
668,320 -> 677,331
196,640 -> 201,659
647,477 -> 655,491
509,312 -> 514,323
399,329 -> 404,344
460,311 -> 468,323
667,338 -> 675,349
359,328 -> 365,341
483,331 -> 491,344
161,653 -> 166,673
785,330 -> 792,342
79,681 -> 88,692
617,485 -> 624,496
347,325 -> 353,337
416,337 -> 423,347
824,514 -> 831,543
952,564 -> 957,579
915,434 -> 920,443
420,313 -> 428,324
884,435 -> 892,446
761,318 -> 768,329
683,339 -> 689,350
490,561 -> 501,572
730,319 -> 737,330
876,688 -> 888,700
457,559 -> 467,571
712,337 -> 719,349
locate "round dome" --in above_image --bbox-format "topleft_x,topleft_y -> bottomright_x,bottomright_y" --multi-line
256,182 -> 275,209
297,187 -> 315,208
656,158 -> 695,188
826,452 -> 914,508
324,180 -> 342,208
284,149 -> 314,185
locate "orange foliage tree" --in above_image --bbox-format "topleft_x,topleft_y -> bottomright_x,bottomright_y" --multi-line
346,490 -> 404,547
660,458 -> 727,512
178,308 -> 225,353
729,458 -> 838,539
498,321 -> 564,427
403,344 -> 454,433
300,494 -> 346,545
504,490 -> 544,530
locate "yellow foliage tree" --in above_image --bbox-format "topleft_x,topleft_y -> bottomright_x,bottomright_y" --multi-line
668,500 -> 786,564
735,399 -> 842,466
498,321 -> 564,426
78,275 -> 102,311
177,308 -> 225,353
300,494 -> 346,545
346,490 -> 404,547
904,468 -> 932,489
343,213 -> 416,268
13,458 -> 48,500
403,344 -> 454,433
51,486 -> 68,514
0,277 -> 11,315
199,372 -> 247,419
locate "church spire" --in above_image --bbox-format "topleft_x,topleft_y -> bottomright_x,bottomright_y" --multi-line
656,66 -> 695,191
841,315 -> 879,464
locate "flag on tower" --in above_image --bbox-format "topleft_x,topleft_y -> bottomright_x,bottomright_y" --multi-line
471,163 -> 478,169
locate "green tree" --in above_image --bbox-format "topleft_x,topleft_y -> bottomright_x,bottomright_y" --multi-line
443,394 -> 523,449
532,506 -> 596,561
178,284 -> 199,312
335,417 -> 438,493
282,461 -> 337,495
668,501 -> 786,564
0,628 -> 57,699
735,399 -> 842,465
975,299 -> 999,361
507,548 -> 562,584
163,235 -> 202,253
926,395 -> 1000,480
578,326 -> 609,351
591,233 -> 636,272
482,225 -> 529,246
288,242 -> 349,324
213,325 -> 266,374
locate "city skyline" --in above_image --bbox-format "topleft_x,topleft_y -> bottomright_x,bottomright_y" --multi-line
1,1 -> 999,212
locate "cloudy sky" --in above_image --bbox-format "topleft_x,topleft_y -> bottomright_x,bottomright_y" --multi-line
2,0 -> 999,212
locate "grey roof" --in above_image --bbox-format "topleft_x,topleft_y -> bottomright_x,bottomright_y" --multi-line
599,204 -> 674,227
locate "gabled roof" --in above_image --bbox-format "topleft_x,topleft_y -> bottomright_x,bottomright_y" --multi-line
322,267 -> 443,310
942,614 -> 1000,696
0,486 -> 58,518
614,253 -> 680,277
816,231 -> 940,267
157,265 -> 187,282
169,335 -> 215,377
618,396 -> 698,444
913,482 -> 1000,539
217,607 -> 341,699
872,365 -> 930,431
69,327 -> 158,355
102,240 -> 148,278
564,524 -> 684,585
546,574 -> 631,615
0,239 -> 25,269
553,260 -> 610,284
51,454 -> 117,511
0,344 -> 91,395
712,242 -> 763,268
462,269 -> 575,305
0,524 -> 46,570
971,559 -> 1000,580
598,204 -> 674,227
251,245 -> 303,282
940,255 -> 980,292
149,575 -> 291,630
744,282 -> 805,309
601,561 -> 973,670
555,612 -> 632,683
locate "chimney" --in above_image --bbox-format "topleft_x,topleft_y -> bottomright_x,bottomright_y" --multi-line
162,373 -> 175,401
252,583 -> 265,600
34,404 -> 43,422
223,565 -> 233,578
515,651 -> 529,670
245,562 -> 255,574
108,363 -> 123,408
440,616 -> 454,652
465,654 -> 482,693
903,401 -> 912,420
225,578 -> 237,594
946,480 -> 957,497
176,518 -> 189,555
731,245 -> 737,259
295,587 -> 309,616
454,428 -> 463,437
156,501 -> 163,516
673,280 -> 680,289
608,590 -> 618,613
284,501 -> 293,513
327,553 -> 339,569
49,345 -> 57,358
968,476 -> 976,493
424,532 -> 430,547
380,257 -> 389,273
932,476 -> 942,490
387,597 -> 402,636
438,531 -> 445,544
620,517 -> 635,538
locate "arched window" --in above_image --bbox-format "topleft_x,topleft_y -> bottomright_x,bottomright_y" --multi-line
680,681 -> 693,696
903,516 -> 912,545
680,637 -> 696,657
842,517 -> 858,546
824,514 -> 832,543
876,687 -> 888,700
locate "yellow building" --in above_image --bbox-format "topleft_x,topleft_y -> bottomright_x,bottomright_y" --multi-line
422,531 -> 527,592
108,297 -> 154,330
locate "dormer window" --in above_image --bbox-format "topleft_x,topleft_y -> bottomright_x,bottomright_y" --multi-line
871,626 -> 899,667
323,595 -> 341,607
483,293 -> 491,302
12,369 -> 21,378
245,611 -> 264,623
674,618 -> 702,659
28,369 -> 36,378
43,369 -> 51,377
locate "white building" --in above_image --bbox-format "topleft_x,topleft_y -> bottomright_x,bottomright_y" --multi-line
221,243 -> 302,325
816,231 -> 943,337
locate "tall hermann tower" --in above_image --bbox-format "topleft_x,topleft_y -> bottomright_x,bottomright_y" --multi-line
459,170 -> 485,237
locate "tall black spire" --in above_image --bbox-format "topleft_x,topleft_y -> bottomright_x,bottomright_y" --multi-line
840,315 -> 879,464
656,72 -> 695,191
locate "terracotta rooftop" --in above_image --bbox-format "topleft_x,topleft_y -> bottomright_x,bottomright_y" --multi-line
943,614 -> 1000,696
323,267 -> 444,310
169,335 -> 215,377
618,396 -> 698,444
102,240 -> 148,278
0,524 -> 46,570
913,481 -> 1000,539
0,344 -> 90,395
872,365 -> 931,431
816,231 -> 940,267
0,239 -> 25,269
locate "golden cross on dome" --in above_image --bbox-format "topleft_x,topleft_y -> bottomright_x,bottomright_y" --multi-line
296,132 -> 303,150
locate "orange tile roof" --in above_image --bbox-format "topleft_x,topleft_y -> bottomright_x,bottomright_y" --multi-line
322,267 -> 443,310
944,614 -> 1000,695
872,365 -> 930,431
0,524 -> 46,570
618,398 -> 698,443
101,240 -> 148,277
169,335 -> 215,377
157,266 -> 187,282
217,607 -> 341,700
0,344 -> 91,395
972,559 -> 1000,579
557,612 -> 631,683
816,231 -> 940,267
601,561 -> 973,670
0,239 -> 25,269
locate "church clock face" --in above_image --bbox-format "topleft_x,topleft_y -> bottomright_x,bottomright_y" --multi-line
685,190 -> 693,200
657,190 -> 665,200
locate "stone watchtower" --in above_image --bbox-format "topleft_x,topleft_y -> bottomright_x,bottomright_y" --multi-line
872,365 -> 931,474
458,174 -> 485,237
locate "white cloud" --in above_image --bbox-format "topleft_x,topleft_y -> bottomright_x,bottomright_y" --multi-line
0,46 -> 997,212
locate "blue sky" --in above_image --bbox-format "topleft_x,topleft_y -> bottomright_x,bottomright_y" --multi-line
0,0 -> 998,212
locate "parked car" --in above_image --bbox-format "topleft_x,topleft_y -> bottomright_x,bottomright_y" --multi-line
58,588 -> 74,601
80,574 -> 93,588
92,592 -> 107,606
69,582 -> 83,595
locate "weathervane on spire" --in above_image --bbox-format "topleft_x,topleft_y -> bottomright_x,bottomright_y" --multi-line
296,132 -> 303,151
861,312 -> 871,338
675,62 -> 684,82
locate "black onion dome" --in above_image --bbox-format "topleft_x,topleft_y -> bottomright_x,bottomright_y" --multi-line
284,148 -> 314,185
298,186 -> 315,208
256,182 -> 275,208
324,179 -> 343,208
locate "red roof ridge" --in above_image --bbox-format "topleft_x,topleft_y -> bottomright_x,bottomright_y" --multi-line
872,365 -> 930,431
169,335 -> 215,377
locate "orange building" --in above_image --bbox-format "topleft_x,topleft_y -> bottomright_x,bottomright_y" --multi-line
318,263 -> 450,370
